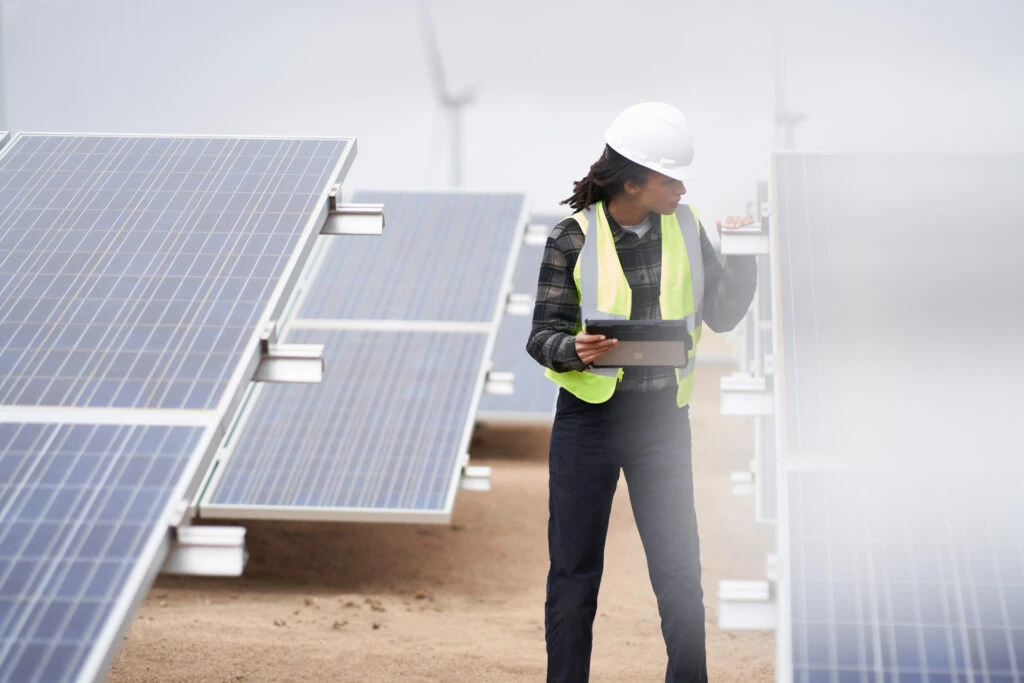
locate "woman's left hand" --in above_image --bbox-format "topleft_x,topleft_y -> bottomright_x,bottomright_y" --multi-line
715,215 -> 754,239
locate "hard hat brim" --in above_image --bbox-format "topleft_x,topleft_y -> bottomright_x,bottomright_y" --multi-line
604,133 -> 695,183
659,164 -> 695,183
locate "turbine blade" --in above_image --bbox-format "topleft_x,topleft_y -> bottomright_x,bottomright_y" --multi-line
417,1 -> 448,99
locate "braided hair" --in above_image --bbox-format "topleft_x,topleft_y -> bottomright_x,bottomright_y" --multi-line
560,145 -> 650,212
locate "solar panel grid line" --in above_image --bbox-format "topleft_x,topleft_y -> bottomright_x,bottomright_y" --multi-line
289,318 -> 494,334
789,469 -> 1024,682
0,424 -> 153,678
313,333 -> 453,514
985,500 -> 1023,681
200,331 -> 490,522
0,134 -> 357,681
0,134 -> 354,412
139,136 -> 322,412
210,138 -> 354,424
0,406 -> 218,427
297,191 -> 527,322
436,194 -> 531,510
78,424 -> 213,683
0,423 -> 210,683
2,136 -> 241,409
477,212 -> 573,423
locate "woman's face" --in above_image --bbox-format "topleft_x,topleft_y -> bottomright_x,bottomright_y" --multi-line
631,172 -> 687,215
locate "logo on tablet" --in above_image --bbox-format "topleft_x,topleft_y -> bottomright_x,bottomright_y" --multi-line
633,352 -> 644,360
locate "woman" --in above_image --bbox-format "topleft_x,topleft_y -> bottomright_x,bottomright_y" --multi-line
526,102 -> 757,683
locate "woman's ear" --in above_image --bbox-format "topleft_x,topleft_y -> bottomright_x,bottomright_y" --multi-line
623,180 -> 641,196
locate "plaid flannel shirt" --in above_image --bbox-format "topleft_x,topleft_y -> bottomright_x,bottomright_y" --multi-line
526,208 -> 757,392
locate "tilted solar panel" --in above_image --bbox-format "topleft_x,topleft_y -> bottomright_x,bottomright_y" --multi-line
0,134 -> 352,411
788,468 -> 1024,683
0,422 -> 208,682
296,191 -> 525,322
0,133 -> 358,682
200,191 -> 528,521
202,329 -> 489,521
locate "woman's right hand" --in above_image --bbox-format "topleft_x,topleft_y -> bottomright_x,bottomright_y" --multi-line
575,330 -> 618,365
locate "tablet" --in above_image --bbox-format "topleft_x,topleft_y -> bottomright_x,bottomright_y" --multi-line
584,319 -> 692,368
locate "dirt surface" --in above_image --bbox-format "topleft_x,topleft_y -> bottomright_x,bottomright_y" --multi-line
109,361 -> 776,682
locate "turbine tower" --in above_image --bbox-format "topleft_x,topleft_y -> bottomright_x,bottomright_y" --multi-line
418,1 -> 476,188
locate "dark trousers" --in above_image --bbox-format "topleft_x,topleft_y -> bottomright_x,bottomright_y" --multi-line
545,387 -> 707,683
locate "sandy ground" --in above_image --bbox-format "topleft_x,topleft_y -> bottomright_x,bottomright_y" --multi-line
109,358 -> 776,682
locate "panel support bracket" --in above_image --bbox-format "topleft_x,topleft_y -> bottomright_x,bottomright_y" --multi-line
322,188 -> 385,236
485,371 -> 515,396
720,222 -> 769,256
505,293 -> 534,316
717,580 -> 777,631
161,526 -> 248,577
460,465 -> 492,492
720,373 -> 774,416
255,323 -> 324,383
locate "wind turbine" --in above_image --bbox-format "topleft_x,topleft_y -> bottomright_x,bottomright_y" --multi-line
418,1 -> 476,188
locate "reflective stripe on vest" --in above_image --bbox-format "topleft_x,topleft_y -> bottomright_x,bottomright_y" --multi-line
544,201 -> 704,407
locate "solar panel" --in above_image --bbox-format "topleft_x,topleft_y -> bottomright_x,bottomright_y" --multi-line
200,191 -> 527,521
0,134 -> 352,411
0,132 -> 9,151
772,153 -> 1024,464
772,154 -> 1024,682
477,212 -> 564,422
0,422 -> 208,683
201,329 -> 489,521
787,467 -> 1024,683
0,133 -> 359,682
295,191 -> 527,322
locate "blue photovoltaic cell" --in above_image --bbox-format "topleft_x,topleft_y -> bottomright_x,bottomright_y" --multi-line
788,469 -> 1024,682
207,329 -> 487,514
478,213 -> 594,421
773,153 -> 1024,461
478,310 -> 556,420
478,238 -> 556,420
0,422 -> 206,683
0,134 -> 349,410
297,191 -> 525,322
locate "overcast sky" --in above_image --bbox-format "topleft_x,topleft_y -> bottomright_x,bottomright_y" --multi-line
3,0 -> 1021,220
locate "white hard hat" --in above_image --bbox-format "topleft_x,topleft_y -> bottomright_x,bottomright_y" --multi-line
603,102 -> 695,182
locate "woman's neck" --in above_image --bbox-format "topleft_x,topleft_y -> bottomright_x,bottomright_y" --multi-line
605,196 -> 648,227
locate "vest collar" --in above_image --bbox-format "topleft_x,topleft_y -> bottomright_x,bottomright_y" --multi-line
601,204 -> 662,243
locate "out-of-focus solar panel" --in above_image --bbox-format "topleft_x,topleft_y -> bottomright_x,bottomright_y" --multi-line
201,329 -> 488,521
296,191 -> 526,322
0,134 -> 351,410
0,422 -> 208,683
0,132 -> 9,151
477,213 -> 565,422
772,153 -> 1023,463
788,467 -> 1024,683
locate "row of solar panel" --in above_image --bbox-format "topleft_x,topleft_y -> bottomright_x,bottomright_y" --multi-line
772,153 -> 1024,682
200,191 -> 533,522
0,133 -> 356,682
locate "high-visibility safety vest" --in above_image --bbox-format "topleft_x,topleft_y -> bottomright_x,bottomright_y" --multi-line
544,201 -> 705,407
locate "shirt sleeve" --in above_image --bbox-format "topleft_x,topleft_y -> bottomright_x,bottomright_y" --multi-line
699,221 -> 758,333
526,219 -> 588,373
